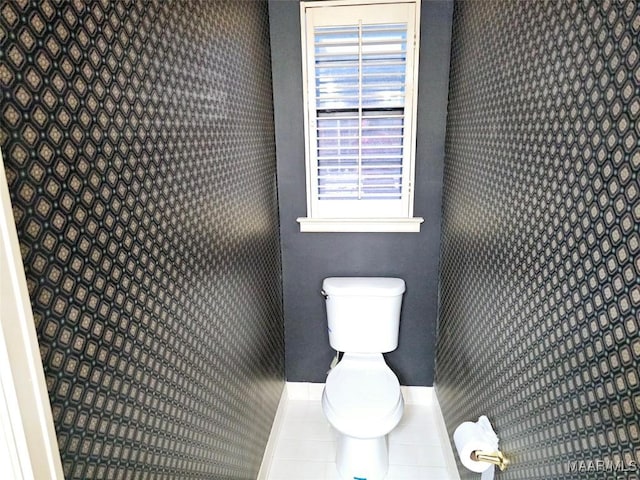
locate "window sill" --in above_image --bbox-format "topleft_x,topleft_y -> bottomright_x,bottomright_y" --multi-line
296,217 -> 424,233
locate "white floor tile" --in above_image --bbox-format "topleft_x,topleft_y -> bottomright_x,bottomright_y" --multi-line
274,438 -> 335,462
324,463 -> 341,480
386,465 -> 453,479
389,442 -> 447,467
398,404 -> 437,427
284,400 -> 326,423
389,405 -> 442,448
264,389 -> 459,480
268,459 -> 327,479
280,418 -> 335,441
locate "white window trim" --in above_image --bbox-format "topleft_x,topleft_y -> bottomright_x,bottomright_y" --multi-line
297,216 -> 424,232
298,0 -> 424,233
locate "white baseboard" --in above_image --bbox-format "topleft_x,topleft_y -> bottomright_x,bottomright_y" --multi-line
284,381 -> 435,405
284,381 -> 325,401
256,384 -> 289,480
432,387 -> 461,479
400,385 -> 433,405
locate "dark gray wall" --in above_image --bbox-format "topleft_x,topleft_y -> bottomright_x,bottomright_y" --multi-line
1,1 -> 284,478
436,0 -> 640,478
269,0 -> 453,385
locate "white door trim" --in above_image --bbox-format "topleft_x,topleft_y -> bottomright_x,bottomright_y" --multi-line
0,148 -> 64,479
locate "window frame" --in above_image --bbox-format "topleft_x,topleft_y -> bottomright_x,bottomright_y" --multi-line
298,0 -> 424,233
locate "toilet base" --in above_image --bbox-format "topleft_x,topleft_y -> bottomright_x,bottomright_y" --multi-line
335,433 -> 388,480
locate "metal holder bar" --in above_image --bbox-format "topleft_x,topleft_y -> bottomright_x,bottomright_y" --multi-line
471,450 -> 509,471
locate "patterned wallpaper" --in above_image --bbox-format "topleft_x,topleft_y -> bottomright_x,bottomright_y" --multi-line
436,0 -> 639,479
0,1 -> 284,478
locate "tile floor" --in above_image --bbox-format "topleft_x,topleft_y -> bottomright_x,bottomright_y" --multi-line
263,384 -> 460,480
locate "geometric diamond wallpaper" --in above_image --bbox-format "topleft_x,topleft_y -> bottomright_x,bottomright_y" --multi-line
0,1 -> 284,478
436,0 -> 639,479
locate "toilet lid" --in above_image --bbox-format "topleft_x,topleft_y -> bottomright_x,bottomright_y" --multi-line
324,358 -> 401,420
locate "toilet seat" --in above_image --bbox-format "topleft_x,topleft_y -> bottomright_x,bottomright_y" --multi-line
323,354 -> 403,439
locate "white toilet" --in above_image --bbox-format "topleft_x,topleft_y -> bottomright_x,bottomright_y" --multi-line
321,277 -> 406,480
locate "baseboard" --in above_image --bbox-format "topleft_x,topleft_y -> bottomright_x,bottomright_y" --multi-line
284,381 -> 434,405
284,381 -> 325,401
400,385 -> 433,405
256,384 -> 289,480
432,387 -> 461,479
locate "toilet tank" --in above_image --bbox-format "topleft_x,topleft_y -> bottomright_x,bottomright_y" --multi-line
322,277 -> 405,353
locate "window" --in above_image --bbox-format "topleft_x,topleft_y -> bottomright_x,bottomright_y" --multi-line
298,0 -> 423,232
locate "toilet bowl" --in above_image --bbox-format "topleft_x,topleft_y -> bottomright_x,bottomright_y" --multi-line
323,353 -> 404,480
323,353 -> 403,438
320,277 -> 406,480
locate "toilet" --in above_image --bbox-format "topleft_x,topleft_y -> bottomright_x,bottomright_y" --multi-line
321,277 -> 405,480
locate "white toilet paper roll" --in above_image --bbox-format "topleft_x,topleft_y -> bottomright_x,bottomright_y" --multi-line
453,421 -> 497,473
481,465 -> 495,480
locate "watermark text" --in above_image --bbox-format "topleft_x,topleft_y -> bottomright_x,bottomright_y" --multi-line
567,459 -> 637,473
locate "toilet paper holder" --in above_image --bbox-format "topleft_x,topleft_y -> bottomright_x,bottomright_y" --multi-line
471,449 -> 509,471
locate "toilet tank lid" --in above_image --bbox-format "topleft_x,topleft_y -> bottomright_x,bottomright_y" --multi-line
322,277 -> 406,296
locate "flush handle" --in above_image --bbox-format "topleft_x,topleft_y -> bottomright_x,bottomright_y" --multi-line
321,289 -> 328,299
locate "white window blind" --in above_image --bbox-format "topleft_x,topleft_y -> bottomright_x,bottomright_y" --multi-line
300,1 -> 421,225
